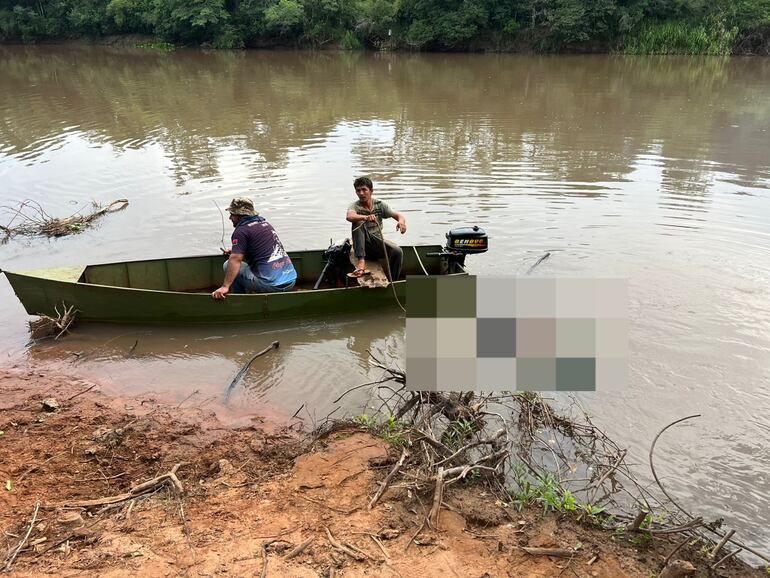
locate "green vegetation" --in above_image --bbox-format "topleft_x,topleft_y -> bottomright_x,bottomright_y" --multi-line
509,463 -> 606,524
622,19 -> 739,55
1,0 -> 768,53
354,412 -> 407,445
441,418 -> 477,450
135,41 -> 175,50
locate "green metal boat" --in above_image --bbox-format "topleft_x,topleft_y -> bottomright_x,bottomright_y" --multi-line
3,245 -> 458,325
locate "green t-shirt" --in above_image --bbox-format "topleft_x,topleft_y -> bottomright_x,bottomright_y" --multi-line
348,199 -> 395,238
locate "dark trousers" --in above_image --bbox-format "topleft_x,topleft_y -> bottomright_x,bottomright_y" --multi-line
352,226 -> 403,281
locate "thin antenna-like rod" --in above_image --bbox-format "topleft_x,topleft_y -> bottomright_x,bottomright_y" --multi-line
213,200 -> 226,251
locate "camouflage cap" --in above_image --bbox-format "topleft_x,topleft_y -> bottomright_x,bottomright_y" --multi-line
226,197 -> 257,217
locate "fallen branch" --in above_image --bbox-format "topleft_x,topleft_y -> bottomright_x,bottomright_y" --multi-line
711,529 -> 735,559
710,547 -> 741,570
627,509 -> 648,532
369,448 -> 408,509
18,453 -> 60,482
1,199 -> 128,240
649,415 -> 701,520
260,540 -> 272,578
284,537 -> 314,560
405,518 -> 426,552
57,463 -> 184,508
648,518 -> 703,535
368,534 -> 389,560
521,547 -> 574,558
3,500 -> 40,572
662,536 -> 690,568
224,341 -> 279,402
66,383 -> 98,402
324,527 -> 364,561
428,467 -> 444,527
29,302 -> 78,341
526,251 -> 551,274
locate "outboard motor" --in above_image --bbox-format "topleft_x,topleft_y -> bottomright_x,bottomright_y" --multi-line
313,238 -> 352,289
428,226 -> 489,274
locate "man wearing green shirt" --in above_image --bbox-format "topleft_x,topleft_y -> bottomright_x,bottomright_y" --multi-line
345,176 -> 407,281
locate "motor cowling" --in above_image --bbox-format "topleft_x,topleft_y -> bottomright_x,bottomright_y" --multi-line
445,226 -> 489,254
313,238 -> 352,289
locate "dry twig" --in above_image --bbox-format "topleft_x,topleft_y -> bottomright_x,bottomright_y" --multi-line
3,501 -> 40,572
369,448 -> 409,509
1,199 -> 128,240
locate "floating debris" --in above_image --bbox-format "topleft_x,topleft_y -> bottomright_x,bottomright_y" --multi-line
1,199 -> 128,241
28,302 -> 78,341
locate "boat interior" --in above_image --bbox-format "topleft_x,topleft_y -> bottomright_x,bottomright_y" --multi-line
77,246 -> 449,293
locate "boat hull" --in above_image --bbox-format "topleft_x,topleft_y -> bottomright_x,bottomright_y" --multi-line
3,246 -> 459,324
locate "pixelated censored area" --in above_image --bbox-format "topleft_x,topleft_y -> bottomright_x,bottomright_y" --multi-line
405,276 -> 628,392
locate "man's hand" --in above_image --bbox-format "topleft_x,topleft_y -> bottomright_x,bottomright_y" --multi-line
397,218 -> 407,234
212,286 -> 230,300
366,214 -> 377,222
221,248 -> 232,256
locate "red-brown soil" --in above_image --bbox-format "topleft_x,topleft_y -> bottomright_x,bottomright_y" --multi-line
0,368 -> 763,577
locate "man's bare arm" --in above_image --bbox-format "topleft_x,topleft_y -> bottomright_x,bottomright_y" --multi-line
392,211 -> 407,234
212,253 -> 244,300
346,209 -> 376,224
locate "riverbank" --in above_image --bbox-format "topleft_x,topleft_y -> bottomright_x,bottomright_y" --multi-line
3,35 -> 770,55
0,368 -> 763,577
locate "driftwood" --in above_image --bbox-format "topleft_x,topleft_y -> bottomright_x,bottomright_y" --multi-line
29,302 -> 78,341
526,251 -> 551,274
1,199 -> 128,240
57,463 -> 183,508
224,341 -> 279,402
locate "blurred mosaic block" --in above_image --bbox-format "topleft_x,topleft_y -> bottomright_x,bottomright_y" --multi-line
406,276 -> 628,392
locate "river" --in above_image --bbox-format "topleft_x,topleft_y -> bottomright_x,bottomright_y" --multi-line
0,46 -> 768,558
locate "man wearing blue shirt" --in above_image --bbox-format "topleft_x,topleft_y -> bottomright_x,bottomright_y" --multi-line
212,197 -> 297,299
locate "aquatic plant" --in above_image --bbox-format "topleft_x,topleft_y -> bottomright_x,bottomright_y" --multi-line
621,19 -> 739,55
135,41 -> 175,51
339,30 -> 363,50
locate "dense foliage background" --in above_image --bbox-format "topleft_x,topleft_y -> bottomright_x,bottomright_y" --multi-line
1,0 -> 769,53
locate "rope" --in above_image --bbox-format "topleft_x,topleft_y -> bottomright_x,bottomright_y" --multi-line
373,219 -> 406,313
412,246 -> 429,276
352,214 -> 406,313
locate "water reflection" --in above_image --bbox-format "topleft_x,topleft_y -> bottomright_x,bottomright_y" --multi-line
23,310 -> 405,423
2,48 -> 769,198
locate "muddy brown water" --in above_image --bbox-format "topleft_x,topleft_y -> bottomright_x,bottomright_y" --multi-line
0,46 -> 768,559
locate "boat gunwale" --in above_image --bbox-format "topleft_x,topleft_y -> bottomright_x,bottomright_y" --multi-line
3,244 -> 456,297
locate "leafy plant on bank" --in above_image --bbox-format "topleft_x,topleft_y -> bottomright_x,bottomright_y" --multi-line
509,462 -> 606,522
339,29 -> 362,49
622,18 -> 739,55
354,412 -> 407,446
